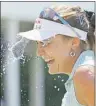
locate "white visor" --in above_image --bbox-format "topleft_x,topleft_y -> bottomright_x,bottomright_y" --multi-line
18,18 -> 87,41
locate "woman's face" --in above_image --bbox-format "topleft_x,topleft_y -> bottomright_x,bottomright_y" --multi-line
36,35 -> 73,74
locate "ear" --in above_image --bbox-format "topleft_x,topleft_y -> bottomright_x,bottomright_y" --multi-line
71,37 -> 80,49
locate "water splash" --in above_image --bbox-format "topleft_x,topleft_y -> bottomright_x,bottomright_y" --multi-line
0,37 -> 34,75
11,37 -> 29,58
1,37 -> 37,106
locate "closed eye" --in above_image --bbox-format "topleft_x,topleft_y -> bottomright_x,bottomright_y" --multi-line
36,41 -> 38,44
36,38 -> 52,47
36,41 -> 44,46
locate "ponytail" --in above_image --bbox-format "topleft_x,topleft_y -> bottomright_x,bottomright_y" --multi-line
85,11 -> 95,51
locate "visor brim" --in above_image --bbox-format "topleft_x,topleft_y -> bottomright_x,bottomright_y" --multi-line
17,29 -> 56,41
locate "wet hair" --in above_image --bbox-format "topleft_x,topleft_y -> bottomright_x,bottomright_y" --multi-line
84,11 -> 95,50
40,5 -> 95,51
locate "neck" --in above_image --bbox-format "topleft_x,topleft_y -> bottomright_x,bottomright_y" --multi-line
62,49 -> 83,75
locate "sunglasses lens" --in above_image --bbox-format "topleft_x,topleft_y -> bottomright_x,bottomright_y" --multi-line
39,8 -> 56,21
39,8 -> 69,25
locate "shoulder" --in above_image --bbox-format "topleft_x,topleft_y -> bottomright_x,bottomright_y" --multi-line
73,65 -> 94,86
73,65 -> 94,83
73,65 -> 94,106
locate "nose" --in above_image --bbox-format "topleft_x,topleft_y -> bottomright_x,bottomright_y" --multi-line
36,45 -> 45,57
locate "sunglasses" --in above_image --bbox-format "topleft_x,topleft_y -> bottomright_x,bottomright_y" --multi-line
39,7 -> 69,25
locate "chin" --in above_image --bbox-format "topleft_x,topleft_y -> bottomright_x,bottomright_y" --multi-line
48,69 -> 57,75
47,63 -> 65,75
48,64 -> 59,75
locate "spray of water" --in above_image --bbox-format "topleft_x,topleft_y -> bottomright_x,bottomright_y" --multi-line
1,37 -> 34,75
11,37 -> 29,58
1,36 -> 66,104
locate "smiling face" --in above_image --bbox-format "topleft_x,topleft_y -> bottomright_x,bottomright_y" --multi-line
36,35 -> 80,74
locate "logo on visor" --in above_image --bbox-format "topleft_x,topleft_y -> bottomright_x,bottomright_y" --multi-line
34,19 -> 42,29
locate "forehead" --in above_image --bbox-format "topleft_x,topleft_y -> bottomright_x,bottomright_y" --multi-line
36,37 -> 55,43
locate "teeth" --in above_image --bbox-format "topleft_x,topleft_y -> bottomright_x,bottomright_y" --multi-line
45,59 -> 52,62
42,57 -> 53,62
45,59 -> 53,62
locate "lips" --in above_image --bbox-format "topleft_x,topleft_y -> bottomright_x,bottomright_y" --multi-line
42,56 -> 54,65
45,59 -> 54,65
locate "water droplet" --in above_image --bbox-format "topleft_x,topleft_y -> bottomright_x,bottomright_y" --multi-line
53,78 -> 56,80
28,100 -> 29,102
45,66 -> 47,69
1,73 -> 3,76
1,83 -> 3,86
24,93 -> 26,96
58,76 -> 61,78
57,88 -> 60,91
61,79 -> 64,82
3,67 -> 5,71
1,45 -> 3,49
35,57 -> 38,59
36,86 -> 38,89
54,86 -> 57,89
3,71 -> 6,74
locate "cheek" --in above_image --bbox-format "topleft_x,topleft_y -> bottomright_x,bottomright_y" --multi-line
53,45 -> 68,58
44,45 -> 57,57
45,43 -> 69,59
48,61 -> 59,74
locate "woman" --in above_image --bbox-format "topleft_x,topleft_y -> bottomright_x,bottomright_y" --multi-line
18,5 -> 95,106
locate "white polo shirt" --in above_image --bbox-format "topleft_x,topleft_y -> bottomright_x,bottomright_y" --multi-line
61,50 -> 94,106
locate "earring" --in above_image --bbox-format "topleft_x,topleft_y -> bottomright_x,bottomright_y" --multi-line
70,49 -> 76,57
